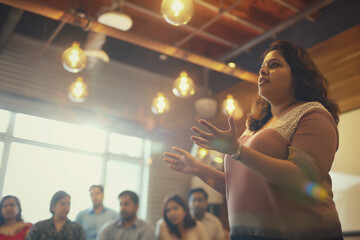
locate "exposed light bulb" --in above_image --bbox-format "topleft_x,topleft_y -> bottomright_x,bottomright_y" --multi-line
152,92 -> 170,115
198,148 -> 208,159
172,71 -> 195,98
62,42 -> 87,73
161,0 -> 194,26
68,76 -> 88,103
222,94 -> 243,119
227,62 -> 236,68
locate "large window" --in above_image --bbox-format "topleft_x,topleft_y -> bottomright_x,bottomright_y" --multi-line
0,110 -> 150,223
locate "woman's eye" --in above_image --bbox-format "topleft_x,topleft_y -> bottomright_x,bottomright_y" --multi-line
270,62 -> 279,68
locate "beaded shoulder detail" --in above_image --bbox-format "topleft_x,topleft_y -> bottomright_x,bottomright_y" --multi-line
242,102 -> 329,141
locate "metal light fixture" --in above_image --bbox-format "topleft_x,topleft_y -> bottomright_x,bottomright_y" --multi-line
68,76 -> 88,103
62,42 -> 87,73
98,11 -> 133,31
151,92 -> 170,115
161,0 -> 194,26
97,0 -> 133,31
222,94 -> 243,119
172,71 -> 195,98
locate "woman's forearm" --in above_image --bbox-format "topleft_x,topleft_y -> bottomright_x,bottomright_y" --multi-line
195,162 -> 226,194
239,145 -> 306,189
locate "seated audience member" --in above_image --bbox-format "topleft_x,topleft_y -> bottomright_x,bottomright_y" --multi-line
25,191 -> 84,240
156,194 -> 209,240
75,185 -> 117,240
0,195 -> 32,240
97,190 -> 155,240
188,188 -> 225,240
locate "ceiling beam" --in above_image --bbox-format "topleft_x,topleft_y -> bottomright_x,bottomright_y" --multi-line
0,7 -> 23,52
218,0 -> 334,62
0,0 -> 258,84
174,0 -> 243,48
124,2 -> 238,49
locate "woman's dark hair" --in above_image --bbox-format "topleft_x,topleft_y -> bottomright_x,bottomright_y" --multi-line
0,195 -> 23,226
50,190 -> 70,215
163,194 -> 196,239
247,40 -> 339,132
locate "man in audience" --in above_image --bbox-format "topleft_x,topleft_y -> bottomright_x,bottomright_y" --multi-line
75,185 -> 118,240
96,190 -> 155,240
188,188 -> 225,240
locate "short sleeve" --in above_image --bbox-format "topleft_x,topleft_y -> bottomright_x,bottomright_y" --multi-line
155,219 -> 172,240
290,109 -> 338,182
196,221 -> 210,240
213,217 -> 225,240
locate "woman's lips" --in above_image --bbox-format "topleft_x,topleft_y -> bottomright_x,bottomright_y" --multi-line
258,77 -> 269,86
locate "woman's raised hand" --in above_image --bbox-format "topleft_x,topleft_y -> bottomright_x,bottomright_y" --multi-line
191,115 -> 239,155
163,146 -> 204,175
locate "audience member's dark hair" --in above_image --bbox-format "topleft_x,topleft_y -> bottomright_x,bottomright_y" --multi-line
188,188 -> 208,201
0,195 -> 23,226
163,194 -> 196,239
89,185 -> 104,193
50,190 -> 71,214
247,40 -> 339,132
118,190 -> 139,204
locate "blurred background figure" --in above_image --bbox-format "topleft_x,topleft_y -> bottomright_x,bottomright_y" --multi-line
188,188 -> 225,240
96,190 -> 155,240
0,195 -> 32,240
25,191 -> 84,240
75,185 -> 117,240
156,194 -> 208,240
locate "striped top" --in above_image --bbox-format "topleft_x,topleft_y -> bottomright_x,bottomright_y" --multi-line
225,102 -> 342,239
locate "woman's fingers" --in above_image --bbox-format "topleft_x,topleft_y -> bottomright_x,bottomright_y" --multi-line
193,141 -> 211,150
228,115 -> 237,136
199,119 -> 221,133
191,136 -> 210,145
169,164 -> 183,172
163,157 -> 177,165
172,146 -> 190,156
191,127 -> 213,139
164,151 -> 183,160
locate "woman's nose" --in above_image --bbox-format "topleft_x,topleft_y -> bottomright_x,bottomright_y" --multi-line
259,65 -> 268,76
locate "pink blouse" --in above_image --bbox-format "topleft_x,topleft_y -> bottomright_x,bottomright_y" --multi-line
225,102 -> 342,239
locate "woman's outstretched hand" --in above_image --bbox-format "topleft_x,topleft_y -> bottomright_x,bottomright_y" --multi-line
191,115 -> 239,155
163,146 -> 203,175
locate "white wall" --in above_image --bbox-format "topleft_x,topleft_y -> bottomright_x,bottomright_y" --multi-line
331,108 -> 360,233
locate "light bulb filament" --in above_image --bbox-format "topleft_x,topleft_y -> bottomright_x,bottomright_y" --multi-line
69,49 -> 80,67
171,0 -> 184,17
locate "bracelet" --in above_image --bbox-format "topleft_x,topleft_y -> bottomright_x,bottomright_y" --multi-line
231,143 -> 242,160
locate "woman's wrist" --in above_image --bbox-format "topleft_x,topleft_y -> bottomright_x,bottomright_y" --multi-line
230,143 -> 242,160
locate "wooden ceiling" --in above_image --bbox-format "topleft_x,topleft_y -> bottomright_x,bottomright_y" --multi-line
0,0 -> 335,84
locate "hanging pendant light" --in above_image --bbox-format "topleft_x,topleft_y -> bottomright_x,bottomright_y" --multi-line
62,42 -> 87,73
172,71 -> 195,98
222,94 -> 243,119
152,92 -> 170,115
68,76 -> 88,103
161,0 -> 194,26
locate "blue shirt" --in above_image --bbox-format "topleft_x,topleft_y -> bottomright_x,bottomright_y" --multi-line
75,207 -> 118,240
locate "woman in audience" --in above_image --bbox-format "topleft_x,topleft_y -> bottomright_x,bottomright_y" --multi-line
0,195 -> 32,240
25,190 -> 84,240
156,194 -> 208,240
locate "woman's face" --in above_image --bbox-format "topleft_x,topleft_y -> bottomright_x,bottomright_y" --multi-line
165,200 -> 186,226
258,50 -> 293,104
52,196 -> 70,219
1,198 -> 19,221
